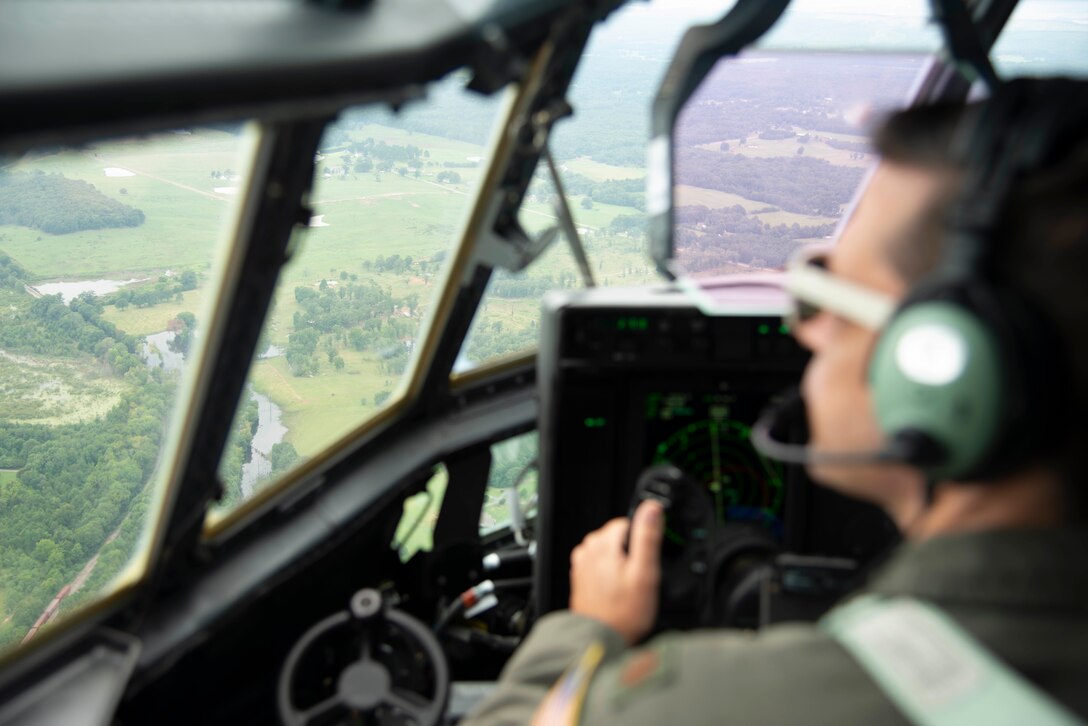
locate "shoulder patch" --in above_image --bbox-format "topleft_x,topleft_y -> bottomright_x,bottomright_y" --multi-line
533,641 -> 607,726
607,643 -> 676,710
619,649 -> 661,689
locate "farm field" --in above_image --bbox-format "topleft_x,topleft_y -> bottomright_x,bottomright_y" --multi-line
696,134 -> 870,167
563,157 -> 645,181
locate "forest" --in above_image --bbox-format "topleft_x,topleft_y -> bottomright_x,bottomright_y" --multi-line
218,397 -> 260,508
107,270 -> 199,310
675,148 -> 862,217
0,248 -> 248,649
673,203 -> 834,270
0,287 -> 138,363
0,170 -> 145,234
0,273 -> 174,648
676,52 -> 925,147
287,280 -> 418,378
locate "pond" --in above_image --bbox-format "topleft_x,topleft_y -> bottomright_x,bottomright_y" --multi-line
33,278 -> 146,304
141,331 -> 186,373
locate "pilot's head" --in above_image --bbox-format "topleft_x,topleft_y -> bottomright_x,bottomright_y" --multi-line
791,79 -> 1088,533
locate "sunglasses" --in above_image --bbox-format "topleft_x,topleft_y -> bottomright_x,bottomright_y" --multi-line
783,246 -> 896,331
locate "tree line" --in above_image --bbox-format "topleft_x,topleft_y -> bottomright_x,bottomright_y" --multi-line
0,254 -> 28,290
488,269 -> 580,299
0,170 -> 145,234
673,203 -> 835,271
675,148 -> 862,217
464,317 -> 538,363
0,290 -> 138,361
107,270 -> 198,310
554,173 -> 645,212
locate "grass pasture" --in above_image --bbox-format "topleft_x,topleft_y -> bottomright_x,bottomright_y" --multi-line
674,185 -> 837,228
101,289 -> 208,337
0,129 -> 248,279
695,134 -> 871,168
562,157 -> 645,181
342,124 -> 489,171
518,196 -> 637,235
250,351 -> 406,457
674,185 -> 766,212
753,209 -> 838,228
0,470 -> 18,485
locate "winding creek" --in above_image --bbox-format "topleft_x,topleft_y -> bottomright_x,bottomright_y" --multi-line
35,278 -> 291,502
139,330 -> 287,499
241,389 -> 287,497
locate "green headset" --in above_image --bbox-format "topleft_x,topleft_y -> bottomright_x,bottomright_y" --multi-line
869,78 -> 1087,482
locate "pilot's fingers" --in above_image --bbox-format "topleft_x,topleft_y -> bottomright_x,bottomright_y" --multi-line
572,517 -> 628,564
625,500 -> 664,579
584,517 -> 630,548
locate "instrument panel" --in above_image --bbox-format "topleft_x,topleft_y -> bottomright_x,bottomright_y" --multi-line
535,285 -> 895,623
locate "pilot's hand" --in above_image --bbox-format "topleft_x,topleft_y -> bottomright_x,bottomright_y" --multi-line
569,500 -> 664,645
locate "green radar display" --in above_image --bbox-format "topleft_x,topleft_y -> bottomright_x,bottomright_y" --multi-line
647,391 -> 784,535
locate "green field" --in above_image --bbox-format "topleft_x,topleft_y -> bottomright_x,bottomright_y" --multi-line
674,185 -> 767,212
674,185 -> 837,228
753,209 -> 838,228
101,289 -> 208,337
0,130 -> 247,280
563,157 -> 645,181
0,470 -> 18,486
697,136 -> 870,168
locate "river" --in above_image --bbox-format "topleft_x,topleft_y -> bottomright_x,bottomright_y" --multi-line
240,389 -> 287,498
141,331 -> 186,372
139,331 -> 288,499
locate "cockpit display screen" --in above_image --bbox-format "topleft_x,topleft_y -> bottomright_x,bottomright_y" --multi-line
535,295 -> 812,614
642,388 -> 785,537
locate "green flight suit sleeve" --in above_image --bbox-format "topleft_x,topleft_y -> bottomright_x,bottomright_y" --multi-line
461,611 -> 628,726
576,623 -> 907,726
464,614 -> 906,725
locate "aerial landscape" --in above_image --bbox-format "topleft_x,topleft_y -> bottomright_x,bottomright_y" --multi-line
1,0 -> 1080,650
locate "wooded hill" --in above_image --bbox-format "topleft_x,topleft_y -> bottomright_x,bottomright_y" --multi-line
0,170 -> 145,235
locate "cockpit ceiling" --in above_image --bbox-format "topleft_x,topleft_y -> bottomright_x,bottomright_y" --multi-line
0,0 -> 594,150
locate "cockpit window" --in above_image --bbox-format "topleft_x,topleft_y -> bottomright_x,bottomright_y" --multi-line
992,0 -> 1088,77
659,0 -> 939,297
670,48 -> 931,285
0,126 -> 253,652
209,75 -> 500,519
458,0 -> 942,369
459,1 -> 728,370
392,432 -> 538,563
481,432 -> 538,537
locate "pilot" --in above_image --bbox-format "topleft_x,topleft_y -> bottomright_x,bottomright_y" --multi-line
463,78 -> 1088,725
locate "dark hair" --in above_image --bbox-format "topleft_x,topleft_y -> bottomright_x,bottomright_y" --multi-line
873,89 -> 1088,517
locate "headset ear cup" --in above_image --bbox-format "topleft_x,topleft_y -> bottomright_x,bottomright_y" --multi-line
870,300 -> 1004,480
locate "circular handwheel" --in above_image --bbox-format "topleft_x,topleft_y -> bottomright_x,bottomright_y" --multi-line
278,589 -> 450,725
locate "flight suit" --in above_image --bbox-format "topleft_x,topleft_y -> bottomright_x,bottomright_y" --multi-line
464,528 -> 1088,725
